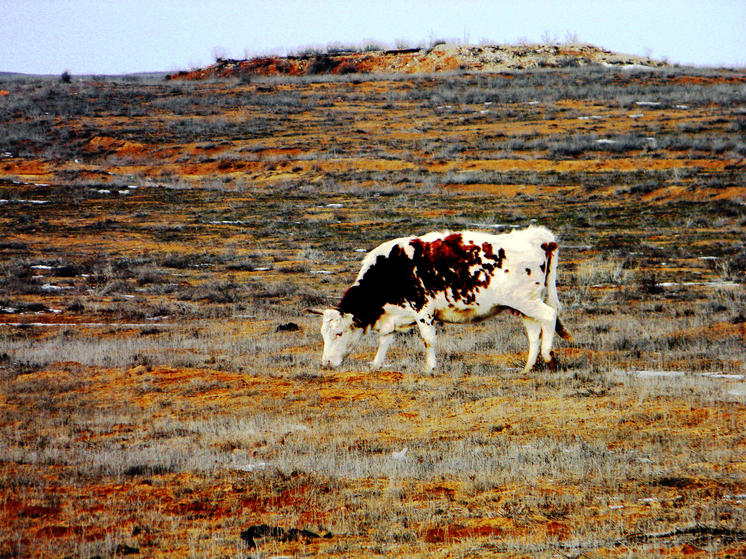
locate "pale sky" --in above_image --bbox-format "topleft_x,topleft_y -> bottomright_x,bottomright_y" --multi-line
1,0 -> 744,75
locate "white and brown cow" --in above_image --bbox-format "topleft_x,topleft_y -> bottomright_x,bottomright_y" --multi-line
308,226 -> 570,372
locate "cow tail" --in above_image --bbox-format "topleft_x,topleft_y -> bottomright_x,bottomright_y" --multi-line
546,243 -> 572,341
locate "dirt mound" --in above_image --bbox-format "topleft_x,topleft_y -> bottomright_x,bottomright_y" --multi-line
167,43 -> 668,80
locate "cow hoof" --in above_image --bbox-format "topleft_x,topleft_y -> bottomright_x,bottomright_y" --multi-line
546,351 -> 557,372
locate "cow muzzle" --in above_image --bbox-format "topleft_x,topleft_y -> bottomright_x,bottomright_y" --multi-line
321,357 -> 342,369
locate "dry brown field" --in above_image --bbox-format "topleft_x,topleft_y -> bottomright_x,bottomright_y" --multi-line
1,64 -> 745,557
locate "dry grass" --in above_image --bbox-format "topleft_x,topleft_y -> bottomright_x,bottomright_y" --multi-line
0,65 -> 744,557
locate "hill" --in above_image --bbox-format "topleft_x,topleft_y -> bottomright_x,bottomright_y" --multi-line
167,42 -> 669,80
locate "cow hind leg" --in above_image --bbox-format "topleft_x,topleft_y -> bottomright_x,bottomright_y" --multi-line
540,317 -> 556,366
519,300 -> 557,372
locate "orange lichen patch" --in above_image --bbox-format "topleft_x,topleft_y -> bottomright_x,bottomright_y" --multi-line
257,147 -> 305,158
674,321 -> 746,342
329,370 -> 405,385
85,135 -> 147,156
444,183 -> 539,197
672,75 -> 746,86
316,158 -> 419,173
1,158 -> 50,176
422,518 -> 508,543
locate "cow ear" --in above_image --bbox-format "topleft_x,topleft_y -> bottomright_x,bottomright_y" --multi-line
306,308 -> 327,315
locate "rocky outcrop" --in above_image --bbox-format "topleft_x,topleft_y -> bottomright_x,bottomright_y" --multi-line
167,43 -> 668,80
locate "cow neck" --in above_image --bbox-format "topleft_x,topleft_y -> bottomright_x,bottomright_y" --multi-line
338,243 -> 425,330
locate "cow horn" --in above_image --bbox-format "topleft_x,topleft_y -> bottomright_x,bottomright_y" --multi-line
306,308 -> 326,315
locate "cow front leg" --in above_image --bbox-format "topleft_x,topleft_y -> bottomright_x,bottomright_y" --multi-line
540,316 -> 557,368
417,317 -> 437,372
521,317 -> 542,372
371,332 -> 394,369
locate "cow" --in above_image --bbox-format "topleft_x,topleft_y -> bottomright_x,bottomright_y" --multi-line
308,226 -> 571,372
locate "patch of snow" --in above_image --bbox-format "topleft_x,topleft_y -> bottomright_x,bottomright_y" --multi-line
117,190 -> 131,195
623,370 -> 745,383
391,447 -> 408,460
1,307 -> 18,314
635,101 -> 662,107
0,199 -> 49,204
675,105 -> 689,110
657,280 -> 739,289
325,203 -> 344,208
41,283 -> 72,292
596,139 -> 616,144
96,189 -> 111,194
31,265 -> 55,270
603,63 -> 658,71
702,373 -> 745,381
254,267 -> 271,272
628,113 -> 644,119
354,248 -> 368,253
231,461 -> 269,472
469,223 -> 520,230
609,505 -> 625,510
311,270 -> 333,275
631,370 -> 685,378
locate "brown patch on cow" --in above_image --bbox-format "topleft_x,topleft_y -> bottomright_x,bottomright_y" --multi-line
540,241 -> 557,255
409,234 -> 495,304
540,241 -> 557,286
338,235 -> 510,329
525,268 -> 531,275
481,243 -> 506,269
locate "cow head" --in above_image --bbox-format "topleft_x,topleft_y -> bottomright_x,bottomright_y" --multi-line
307,308 -> 363,368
